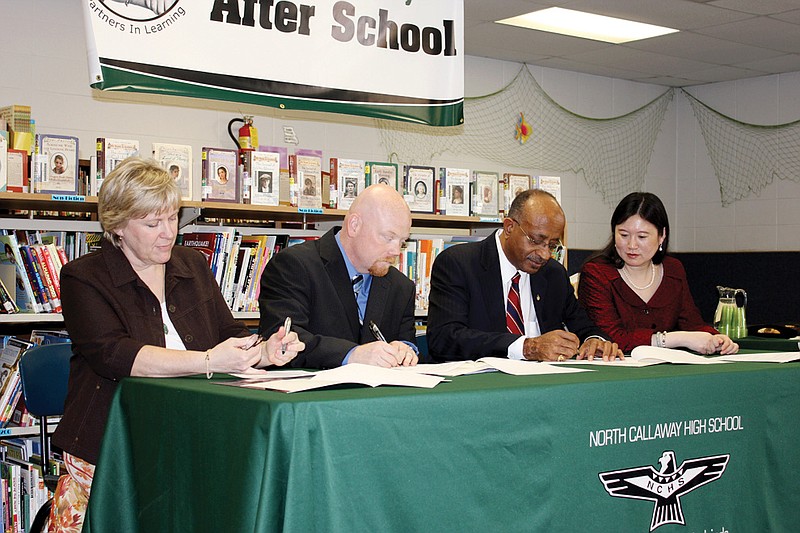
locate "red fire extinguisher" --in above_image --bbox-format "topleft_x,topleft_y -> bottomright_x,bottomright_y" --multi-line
227,115 -> 258,164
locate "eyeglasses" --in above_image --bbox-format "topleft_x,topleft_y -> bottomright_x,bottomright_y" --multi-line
511,218 -> 563,253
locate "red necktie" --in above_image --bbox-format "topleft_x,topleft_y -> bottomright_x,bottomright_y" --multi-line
506,272 -> 524,335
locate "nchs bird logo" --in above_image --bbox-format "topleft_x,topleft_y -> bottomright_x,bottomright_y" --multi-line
599,450 -> 729,531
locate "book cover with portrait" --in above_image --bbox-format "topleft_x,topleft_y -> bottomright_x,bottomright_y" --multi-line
330,158 -> 365,210
472,170 -> 500,217
248,150 -> 281,207
153,143 -> 193,201
201,147 -> 238,203
32,133 -> 79,195
441,167 -> 470,217
290,153 -> 322,209
365,161 -> 398,191
96,138 -> 140,195
404,165 -> 435,213
503,173 -> 531,215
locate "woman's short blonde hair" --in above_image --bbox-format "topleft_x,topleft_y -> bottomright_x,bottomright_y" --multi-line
99,157 -> 181,247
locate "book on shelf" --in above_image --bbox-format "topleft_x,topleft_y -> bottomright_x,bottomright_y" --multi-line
289,153 -> 322,209
28,245 -> 61,313
0,135 -> 6,192
0,105 -> 31,134
152,143 -> 193,201
18,245 -> 54,313
503,173 -> 531,215
231,243 -> 256,313
0,368 -> 21,427
247,150 -> 281,207
31,133 -> 80,195
0,234 -> 41,313
0,276 -> 18,314
536,175 -> 562,204
201,147 -> 239,203
239,235 -> 269,312
5,149 -> 28,193
219,234 -> 242,308
412,238 -> 444,312
0,337 -> 31,392
28,329 -> 69,346
440,167 -> 470,217
258,145 -> 289,204
403,165 -> 436,213
472,170 -> 500,218
365,161 -> 398,190
330,158 -> 365,210
95,138 -> 140,195
178,232 -> 219,269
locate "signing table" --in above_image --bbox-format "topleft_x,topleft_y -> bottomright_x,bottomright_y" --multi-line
84,360 -> 800,533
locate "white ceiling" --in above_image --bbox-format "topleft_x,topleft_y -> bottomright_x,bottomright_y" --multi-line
464,0 -> 800,86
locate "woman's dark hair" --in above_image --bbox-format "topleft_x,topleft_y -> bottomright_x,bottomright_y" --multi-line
590,192 -> 669,268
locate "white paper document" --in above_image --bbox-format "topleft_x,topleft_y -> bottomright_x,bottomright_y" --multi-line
556,357 -> 661,367
241,363 -> 445,392
229,369 -> 314,379
716,352 -> 800,363
396,357 -> 592,376
631,346 -> 729,364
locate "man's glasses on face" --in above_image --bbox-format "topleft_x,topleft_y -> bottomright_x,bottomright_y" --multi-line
510,218 -> 563,253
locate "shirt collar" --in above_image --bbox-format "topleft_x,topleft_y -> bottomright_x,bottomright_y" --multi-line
335,231 -> 369,283
494,229 -> 522,285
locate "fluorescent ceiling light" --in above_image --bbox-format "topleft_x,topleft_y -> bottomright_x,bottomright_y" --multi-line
496,7 -> 678,44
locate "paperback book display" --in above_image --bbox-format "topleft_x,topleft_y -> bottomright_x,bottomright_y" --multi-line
404,165 -> 435,213
153,143 -> 193,201
440,167 -> 470,217
330,158 -> 365,210
247,151 -> 281,207
31,134 -> 79,195
95,138 -> 139,194
365,161 -> 398,190
202,147 -> 239,203
537,175 -> 562,204
290,154 -> 322,209
472,170 -> 500,217
5,149 -> 28,193
503,173 -> 531,214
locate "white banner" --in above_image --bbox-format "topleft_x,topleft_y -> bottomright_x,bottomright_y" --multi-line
82,0 -> 464,126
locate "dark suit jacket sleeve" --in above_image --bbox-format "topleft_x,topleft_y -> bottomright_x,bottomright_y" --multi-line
259,245 -> 357,369
427,244 -> 519,361
258,232 -> 417,369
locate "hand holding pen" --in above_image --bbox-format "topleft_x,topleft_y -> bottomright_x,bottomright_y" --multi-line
241,317 -> 304,367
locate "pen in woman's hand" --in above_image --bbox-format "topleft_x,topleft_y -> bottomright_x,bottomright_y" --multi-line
280,317 -> 292,356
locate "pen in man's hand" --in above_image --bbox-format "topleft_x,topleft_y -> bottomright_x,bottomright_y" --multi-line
368,320 -> 388,343
280,316 -> 292,355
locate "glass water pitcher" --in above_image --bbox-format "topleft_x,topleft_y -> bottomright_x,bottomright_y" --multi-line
713,286 -> 747,339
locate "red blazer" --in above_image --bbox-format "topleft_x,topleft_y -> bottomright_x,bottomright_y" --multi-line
578,256 -> 716,352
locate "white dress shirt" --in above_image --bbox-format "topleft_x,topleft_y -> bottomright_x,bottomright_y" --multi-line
494,230 -> 541,359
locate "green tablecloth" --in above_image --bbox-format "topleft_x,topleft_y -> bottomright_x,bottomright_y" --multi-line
84,361 -> 800,532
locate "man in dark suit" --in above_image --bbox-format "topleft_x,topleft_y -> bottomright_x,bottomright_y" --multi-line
428,189 -> 621,362
259,184 -> 419,369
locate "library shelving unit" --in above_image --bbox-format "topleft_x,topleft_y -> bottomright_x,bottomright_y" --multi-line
0,191 -> 502,327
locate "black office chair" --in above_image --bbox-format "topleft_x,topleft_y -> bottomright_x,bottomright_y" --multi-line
18,342 -> 72,533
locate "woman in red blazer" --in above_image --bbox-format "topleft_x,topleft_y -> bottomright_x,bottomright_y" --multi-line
578,192 -> 738,354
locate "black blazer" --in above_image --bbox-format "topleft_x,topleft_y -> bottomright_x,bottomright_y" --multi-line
259,228 -> 416,369
427,234 -> 605,361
